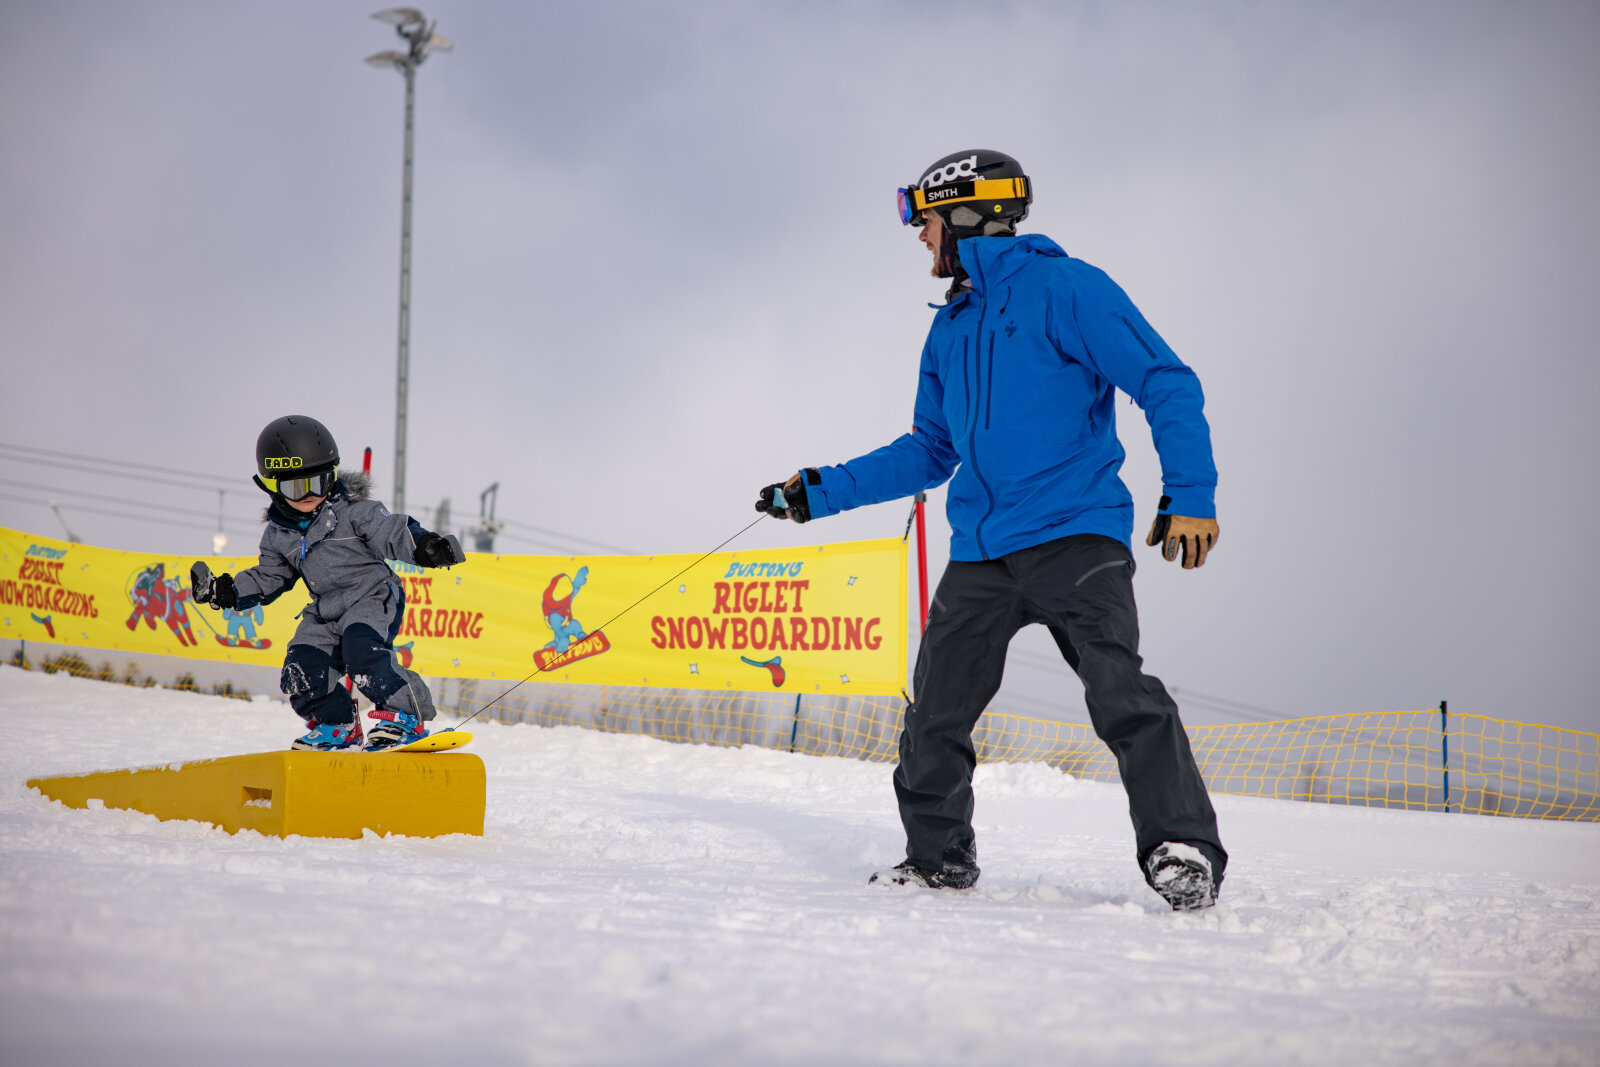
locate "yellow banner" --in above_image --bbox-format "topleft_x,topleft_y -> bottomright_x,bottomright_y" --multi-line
0,527 -> 907,696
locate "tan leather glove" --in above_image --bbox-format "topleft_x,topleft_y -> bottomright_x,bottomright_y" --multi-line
1145,498 -> 1219,569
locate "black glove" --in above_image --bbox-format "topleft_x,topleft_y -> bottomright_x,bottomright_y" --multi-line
755,469 -> 819,523
190,562 -> 237,610
414,532 -> 466,568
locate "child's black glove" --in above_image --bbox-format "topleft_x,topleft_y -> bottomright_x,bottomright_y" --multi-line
414,532 -> 466,568
190,562 -> 237,610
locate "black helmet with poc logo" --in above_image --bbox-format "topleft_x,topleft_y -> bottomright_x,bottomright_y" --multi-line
896,149 -> 1032,238
253,415 -> 340,501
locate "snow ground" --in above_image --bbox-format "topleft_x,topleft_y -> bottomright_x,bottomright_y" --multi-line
1,666 -> 1597,1067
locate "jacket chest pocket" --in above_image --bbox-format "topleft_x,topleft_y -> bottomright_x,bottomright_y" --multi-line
942,336 -> 980,437
954,331 -> 1000,436
300,555 -> 323,593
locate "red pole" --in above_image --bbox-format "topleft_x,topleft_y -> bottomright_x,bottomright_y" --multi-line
362,446 -> 373,476
913,492 -> 929,631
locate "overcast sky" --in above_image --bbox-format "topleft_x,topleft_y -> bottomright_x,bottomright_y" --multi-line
2,1 -> 1596,731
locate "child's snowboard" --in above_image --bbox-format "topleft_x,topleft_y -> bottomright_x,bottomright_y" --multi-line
377,730 -> 473,754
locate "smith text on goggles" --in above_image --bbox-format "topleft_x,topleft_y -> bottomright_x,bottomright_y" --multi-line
896,176 -> 1030,225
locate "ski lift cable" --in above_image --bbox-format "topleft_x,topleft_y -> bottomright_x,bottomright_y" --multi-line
0,441 -> 233,486
0,478 -> 259,526
0,453 -> 234,493
0,442 -> 634,559
0,492 -> 260,539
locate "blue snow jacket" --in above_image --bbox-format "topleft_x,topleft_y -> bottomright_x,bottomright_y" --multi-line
806,233 -> 1216,561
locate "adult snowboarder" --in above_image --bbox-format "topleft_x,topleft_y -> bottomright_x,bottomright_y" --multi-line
190,415 -> 464,751
755,150 -> 1227,910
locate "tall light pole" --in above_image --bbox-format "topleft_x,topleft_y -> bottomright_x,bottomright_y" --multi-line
365,8 -> 451,516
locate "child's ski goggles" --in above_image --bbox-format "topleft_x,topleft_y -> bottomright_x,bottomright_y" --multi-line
896,176 -> 1030,225
260,467 -> 337,501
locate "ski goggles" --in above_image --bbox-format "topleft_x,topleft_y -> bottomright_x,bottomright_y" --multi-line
261,467 -> 337,501
896,176 -> 1030,225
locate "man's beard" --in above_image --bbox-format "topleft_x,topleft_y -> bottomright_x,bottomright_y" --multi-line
930,225 -> 960,278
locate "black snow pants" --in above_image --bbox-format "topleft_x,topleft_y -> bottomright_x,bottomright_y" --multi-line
894,534 -> 1227,885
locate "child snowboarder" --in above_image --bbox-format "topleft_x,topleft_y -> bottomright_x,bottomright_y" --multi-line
190,415 -> 464,751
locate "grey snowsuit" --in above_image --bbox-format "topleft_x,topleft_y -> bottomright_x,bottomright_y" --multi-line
231,472 -> 437,726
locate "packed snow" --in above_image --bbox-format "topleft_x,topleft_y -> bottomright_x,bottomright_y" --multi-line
1,665 -> 1596,1066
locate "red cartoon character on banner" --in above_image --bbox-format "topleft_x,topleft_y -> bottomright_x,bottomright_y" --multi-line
125,563 -> 196,646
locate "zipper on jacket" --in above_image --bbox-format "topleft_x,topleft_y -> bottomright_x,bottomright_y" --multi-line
960,336 -> 972,433
1122,316 -> 1161,361
984,334 -> 995,430
968,301 -> 996,559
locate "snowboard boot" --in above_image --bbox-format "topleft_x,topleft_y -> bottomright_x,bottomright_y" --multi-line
364,708 -> 427,752
291,720 -> 363,751
1145,842 -> 1217,911
868,857 -> 980,890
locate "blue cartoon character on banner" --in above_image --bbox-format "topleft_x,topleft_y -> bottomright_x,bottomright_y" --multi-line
222,604 -> 269,649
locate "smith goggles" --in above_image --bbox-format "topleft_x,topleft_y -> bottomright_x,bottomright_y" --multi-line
896,176 -> 1030,225
261,467 -> 338,501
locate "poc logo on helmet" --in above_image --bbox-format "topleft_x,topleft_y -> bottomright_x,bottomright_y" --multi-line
921,155 -> 978,189
265,456 -> 303,470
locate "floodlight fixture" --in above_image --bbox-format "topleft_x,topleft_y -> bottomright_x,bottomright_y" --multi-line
372,7 -> 425,29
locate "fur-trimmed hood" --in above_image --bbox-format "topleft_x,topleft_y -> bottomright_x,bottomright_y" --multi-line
339,470 -> 373,502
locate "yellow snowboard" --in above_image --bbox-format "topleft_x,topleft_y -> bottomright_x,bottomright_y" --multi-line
377,730 -> 474,753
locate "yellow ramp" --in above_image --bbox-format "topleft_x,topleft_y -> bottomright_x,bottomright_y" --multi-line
27,751 -> 485,839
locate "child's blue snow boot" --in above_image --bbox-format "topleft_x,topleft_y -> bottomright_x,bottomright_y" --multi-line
291,720 -> 363,751
364,708 -> 427,751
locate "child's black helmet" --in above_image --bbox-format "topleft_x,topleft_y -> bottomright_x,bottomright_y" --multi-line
896,149 -> 1032,238
254,415 -> 340,500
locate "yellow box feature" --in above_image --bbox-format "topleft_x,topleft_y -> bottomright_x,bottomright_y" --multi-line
27,751 -> 486,839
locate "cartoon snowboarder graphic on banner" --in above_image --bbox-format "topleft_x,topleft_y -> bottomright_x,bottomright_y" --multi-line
125,563 -> 196,646
544,566 -> 589,654
221,604 -> 270,649
533,566 -> 609,670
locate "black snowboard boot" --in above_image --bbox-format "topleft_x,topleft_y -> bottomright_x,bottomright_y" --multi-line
868,857 -> 980,890
1145,842 -> 1217,911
